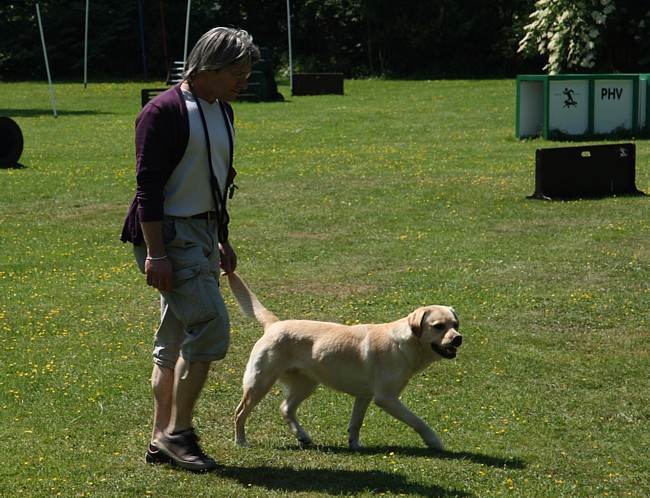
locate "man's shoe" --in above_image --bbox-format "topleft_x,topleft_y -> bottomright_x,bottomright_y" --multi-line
157,428 -> 218,472
145,443 -> 172,465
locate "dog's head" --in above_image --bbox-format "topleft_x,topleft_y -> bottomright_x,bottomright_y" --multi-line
408,306 -> 461,359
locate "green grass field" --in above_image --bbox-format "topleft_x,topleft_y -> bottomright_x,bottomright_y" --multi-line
1,79 -> 648,497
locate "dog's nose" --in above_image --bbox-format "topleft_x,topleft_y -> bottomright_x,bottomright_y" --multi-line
451,335 -> 462,347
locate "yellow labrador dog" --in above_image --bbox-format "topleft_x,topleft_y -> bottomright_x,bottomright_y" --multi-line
227,272 -> 462,451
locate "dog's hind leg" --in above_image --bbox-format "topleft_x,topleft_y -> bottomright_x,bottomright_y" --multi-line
348,397 -> 372,450
278,371 -> 318,446
235,375 -> 277,447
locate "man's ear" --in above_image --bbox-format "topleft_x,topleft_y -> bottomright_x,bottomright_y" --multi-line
408,308 -> 428,337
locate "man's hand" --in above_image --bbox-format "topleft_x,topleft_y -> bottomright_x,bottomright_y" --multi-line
145,256 -> 173,293
219,240 -> 237,275
140,221 -> 172,292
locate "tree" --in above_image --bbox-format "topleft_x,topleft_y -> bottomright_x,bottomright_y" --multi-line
0,0 -> 573,81
518,0 -> 650,74
0,2 -> 43,80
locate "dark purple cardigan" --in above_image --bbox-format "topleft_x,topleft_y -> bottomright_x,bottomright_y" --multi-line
120,83 -> 235,245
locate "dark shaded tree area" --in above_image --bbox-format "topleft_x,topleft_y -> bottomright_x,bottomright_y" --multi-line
1,0 -> 542,82
598,2 -> 650,72
1,1 -> 213,81
359,0 -> 540,77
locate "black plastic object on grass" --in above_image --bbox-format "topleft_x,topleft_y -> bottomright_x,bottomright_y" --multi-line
0,117 -> 24,168
528,143 -> 646,200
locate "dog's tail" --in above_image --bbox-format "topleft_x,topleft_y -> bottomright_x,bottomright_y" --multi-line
227,272 -> 279,327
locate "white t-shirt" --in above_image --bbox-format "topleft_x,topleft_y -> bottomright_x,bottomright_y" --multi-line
163,89 -> 233,217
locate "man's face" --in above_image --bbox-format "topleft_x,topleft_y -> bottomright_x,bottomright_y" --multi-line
209,61 -> 252,102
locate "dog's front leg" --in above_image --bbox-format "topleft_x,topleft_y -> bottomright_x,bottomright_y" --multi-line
348,397 -> 372,450
374,396 -> 444,451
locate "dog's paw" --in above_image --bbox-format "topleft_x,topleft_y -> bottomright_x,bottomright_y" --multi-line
297,436 -> 313,447
294,428 -> 313,447
296,431 -> 313,446
348,442 -> 365,451
235,439 -> 251,447
425,438 -> 445,453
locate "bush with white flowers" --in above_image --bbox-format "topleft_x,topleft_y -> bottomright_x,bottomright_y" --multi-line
518,0 -> 616,74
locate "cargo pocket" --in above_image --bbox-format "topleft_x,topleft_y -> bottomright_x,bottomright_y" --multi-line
166,263 -> 221,328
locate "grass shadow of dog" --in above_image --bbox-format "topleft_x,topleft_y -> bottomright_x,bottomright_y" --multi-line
219,464 -> 471,497
293,444 -> 526,470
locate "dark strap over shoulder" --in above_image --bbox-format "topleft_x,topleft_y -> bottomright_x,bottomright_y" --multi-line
192,90 -> 235,243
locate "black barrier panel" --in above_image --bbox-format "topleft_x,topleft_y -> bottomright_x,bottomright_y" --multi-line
0,116 -> 24,168
292,73 -> 344,96
140,88 -> 168,107
528,143 -> 646,200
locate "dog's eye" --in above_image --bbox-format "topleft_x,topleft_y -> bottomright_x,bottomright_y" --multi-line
434,323 -> 445,330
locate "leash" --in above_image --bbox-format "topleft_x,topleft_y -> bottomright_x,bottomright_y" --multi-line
189,84 -> 235,243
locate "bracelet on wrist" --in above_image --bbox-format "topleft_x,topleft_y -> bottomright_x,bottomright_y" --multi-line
146,255 -> 168,261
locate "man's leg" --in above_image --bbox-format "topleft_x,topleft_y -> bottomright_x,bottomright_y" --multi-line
155,318 -> 220,472
168,357 -> 211,432
156,356 -> 218,471
145,364 -> 175,464
152,364 -> 174,442
153,219 -> 226,471
147,293 -> 185,465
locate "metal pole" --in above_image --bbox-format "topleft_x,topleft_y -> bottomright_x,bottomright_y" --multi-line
183,0 -> 191,65
138,0 -> 148,80
36,3 -> 57,118
84,0 -> 89,88
286,0 -> 293,92
160,0 -> 170,76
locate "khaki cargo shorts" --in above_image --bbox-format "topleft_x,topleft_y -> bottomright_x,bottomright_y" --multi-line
134,216 -> 230,367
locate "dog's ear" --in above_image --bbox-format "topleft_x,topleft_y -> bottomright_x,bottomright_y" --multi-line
450,307 -> 459,330
408,308 -> 428,337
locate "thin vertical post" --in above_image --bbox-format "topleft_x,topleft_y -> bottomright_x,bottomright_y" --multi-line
138,0 -> 148,80
183,0 -> 191,65
160,0 -> 170,76
36,3 -> 57,118
84,0 -> 89,88
286,0 -> 293,92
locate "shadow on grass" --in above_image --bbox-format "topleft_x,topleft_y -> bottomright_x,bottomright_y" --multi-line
219,464 -> 470,497
2,109 -> 113,118
290,444 -> 527,470
437,449 -> 526,469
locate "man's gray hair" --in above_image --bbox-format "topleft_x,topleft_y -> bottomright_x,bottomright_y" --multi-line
183,27 -> 261,81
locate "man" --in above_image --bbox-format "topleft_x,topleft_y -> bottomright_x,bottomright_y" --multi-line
120,27 -> 260,472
